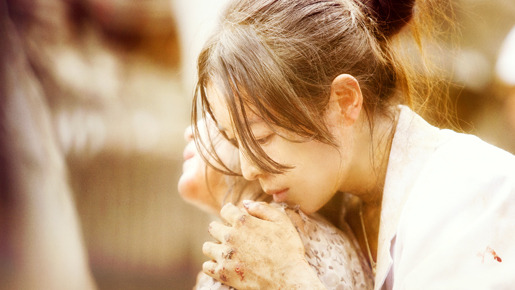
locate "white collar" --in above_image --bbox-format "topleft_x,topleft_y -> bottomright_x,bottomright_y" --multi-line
374,106 -> 442,289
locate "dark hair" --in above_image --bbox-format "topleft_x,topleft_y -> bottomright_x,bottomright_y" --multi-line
363,0 -> 415,37
193,0 -> 448,174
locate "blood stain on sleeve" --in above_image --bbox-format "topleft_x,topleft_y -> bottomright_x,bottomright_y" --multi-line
487,246 -> 503,263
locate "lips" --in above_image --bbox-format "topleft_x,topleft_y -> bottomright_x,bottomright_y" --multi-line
181,144 -> 198,173
182,143 -> 195,161
265,188 -> 289,203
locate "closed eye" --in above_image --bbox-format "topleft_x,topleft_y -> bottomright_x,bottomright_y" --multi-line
256,134 -> 274,145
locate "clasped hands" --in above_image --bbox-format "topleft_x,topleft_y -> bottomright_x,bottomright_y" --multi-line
202,201 -> 317,289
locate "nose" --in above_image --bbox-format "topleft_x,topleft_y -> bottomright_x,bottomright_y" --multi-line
239,150 -> 262,181
184,125 -> 193,142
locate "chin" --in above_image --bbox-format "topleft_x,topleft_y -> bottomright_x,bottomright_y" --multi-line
298,204 -> 320,215
177,170 -> 202,200
178,174 -> 221,214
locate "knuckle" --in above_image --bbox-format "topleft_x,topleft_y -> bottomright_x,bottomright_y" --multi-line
234,262 -> 246,281
202,261 -> 216,275
238,214 -> 247,224
222,248 -> 235,260
224,233 -> 232,243
218,266 -> 229,283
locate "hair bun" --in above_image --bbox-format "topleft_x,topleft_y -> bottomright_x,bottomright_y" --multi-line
363,0 -> 415,37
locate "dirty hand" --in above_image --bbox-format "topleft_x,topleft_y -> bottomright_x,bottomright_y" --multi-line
202,201 -> 324,289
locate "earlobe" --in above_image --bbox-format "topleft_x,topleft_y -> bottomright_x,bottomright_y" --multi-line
329,74 -> 363,124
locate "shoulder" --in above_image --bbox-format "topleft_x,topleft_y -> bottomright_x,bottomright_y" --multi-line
415,130 -> 515,206
393,130 -> 515,288
433,130 -> 515,172
420,130 -> 515,194
402,129 -> 515,228
283,208 -> 374,289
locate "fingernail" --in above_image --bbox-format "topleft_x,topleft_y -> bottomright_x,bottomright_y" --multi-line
242,200 -> 253,209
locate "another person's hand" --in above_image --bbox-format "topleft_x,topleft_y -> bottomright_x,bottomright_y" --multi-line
202,202 -> 325,289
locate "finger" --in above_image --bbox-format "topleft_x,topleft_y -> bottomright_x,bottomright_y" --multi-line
220,203 -> 247,226
202,260 -> 218,277
208,221 -> 232,242
203,260 -> 231,284
202,241 -> 226,261
242,200 -> 288,222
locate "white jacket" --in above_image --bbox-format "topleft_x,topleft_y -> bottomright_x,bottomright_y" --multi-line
376,106 -> 515,290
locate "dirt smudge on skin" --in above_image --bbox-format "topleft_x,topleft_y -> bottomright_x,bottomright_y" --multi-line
220,267 -> 228,282
235,263 -> 245,281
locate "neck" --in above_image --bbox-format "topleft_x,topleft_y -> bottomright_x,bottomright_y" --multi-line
341,107 -> 399,264
342,108 -> 398,204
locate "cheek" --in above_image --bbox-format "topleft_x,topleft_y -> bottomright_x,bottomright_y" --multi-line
291,146 -> 343,213
178,158 -> 208,203
295,174 -> 339,214
178,156 -> 227,214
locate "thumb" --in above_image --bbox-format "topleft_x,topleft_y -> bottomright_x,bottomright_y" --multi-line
242,200 -> 287,223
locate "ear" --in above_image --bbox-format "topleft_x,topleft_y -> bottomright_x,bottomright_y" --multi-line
328,74 -> 363,125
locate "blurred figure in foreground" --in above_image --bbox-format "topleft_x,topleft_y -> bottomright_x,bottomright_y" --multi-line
0,0 -> 95,288
2,0 -> 191,288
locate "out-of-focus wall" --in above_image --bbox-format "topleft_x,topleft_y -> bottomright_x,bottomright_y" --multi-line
171,0 -> 229,95
449,0 -> 515,153
1,0 -> 514,289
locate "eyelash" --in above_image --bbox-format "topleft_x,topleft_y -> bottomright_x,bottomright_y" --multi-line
224,133 -> 273,147
256,134 -> 273,145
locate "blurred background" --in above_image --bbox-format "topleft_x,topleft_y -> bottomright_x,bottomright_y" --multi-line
0,0 -> 514,289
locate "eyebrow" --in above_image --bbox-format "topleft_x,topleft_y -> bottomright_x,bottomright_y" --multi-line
217,117 -> 263,133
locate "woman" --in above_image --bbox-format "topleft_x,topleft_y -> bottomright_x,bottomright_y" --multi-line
193,0 -> 515,289
178,122 -> 373,289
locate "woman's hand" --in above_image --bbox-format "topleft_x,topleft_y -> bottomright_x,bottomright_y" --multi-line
202,201 -> 325,289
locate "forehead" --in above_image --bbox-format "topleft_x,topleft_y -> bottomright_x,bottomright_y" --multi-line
206,84 -> 233,133
206,84 -> 262,135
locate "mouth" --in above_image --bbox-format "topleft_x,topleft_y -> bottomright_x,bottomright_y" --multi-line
265,188 -> 289,203
182,140 -> 198,161
182,147 -> 195,161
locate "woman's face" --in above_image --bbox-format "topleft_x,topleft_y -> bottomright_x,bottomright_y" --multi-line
208,86 -> 348,214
